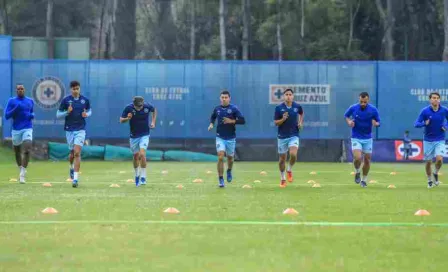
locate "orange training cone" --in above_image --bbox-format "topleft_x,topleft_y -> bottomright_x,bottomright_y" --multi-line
253,180 -> 262,183
164,207 -> 180,214
307,180 -> 315,184
312,183 -> 321,188
390,172 -> 397,175
414,209 -> 430,216
283,208 -> 299,215
206,170 -> 213,174
193,179 -> 203,183
126,179 -> 134,183
161,170 -> 169,174
260,171 -> 267,176
42,207 -> 58,214
369,180 -> 378,184
387,184 -> 396,189
42,183 -> 52,187
242,185 -> 252,189
176,184 -> 184,189
110,184 -> 120,188
309,171 -> 317,175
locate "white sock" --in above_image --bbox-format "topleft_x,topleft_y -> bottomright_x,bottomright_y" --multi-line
434,168 -> 440,175
428,175 -> 432,182
74,172 -> 79,181
70,163 -> 74,170
355,168 -> 360,174
134,168 -> 140,177
287,164 -> 292,172
281,171 -> 286,180
20,166 -> 26,176
362,175 -> 367,182
141,168 -> 146,179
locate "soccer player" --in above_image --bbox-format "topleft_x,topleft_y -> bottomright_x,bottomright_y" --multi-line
56,81 -> 91,188
4,84 -> 34,184
274,88 -> 304,188
120,96 -> 157,187
208,90 -> 245,188
344,92 -> 380,188
414,92 -> 448,188
403,130 -> 412,160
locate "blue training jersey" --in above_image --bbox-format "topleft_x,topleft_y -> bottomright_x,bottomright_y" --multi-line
5,96 -> 34,130
210,104 -> 245,140
58,95 -> 91,131
274,102 -> 303,139
344,103 -> 380,140
121,103 -> 155,138
414,105 -> 448,142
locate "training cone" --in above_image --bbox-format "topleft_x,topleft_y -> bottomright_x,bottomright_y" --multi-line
164,207 -> 180,214
42,183 -> 52,187
390,172 -> 397,175
66,178 -> 72,182
253,180 -> 262,183
260,171 -> 267,176
309,171 -> 317,175
206,170 -> 213,174
242,185 -> 252,189
312,183 -> 321,188
9,178 -> 17,182
307,180 -> 315,184
369,180 -> 378,184
161,170 -> 169,174
176,184 -> 184,189
193,179 -> 203,183
283,208 -> 299,215
350,172 -> 355,175
119,171 -> 126,174
414,209 -> 430,216
42,207 -> 58,214
110,184 -> 120,188
387,184 -> 396,189
126,179 -> 134,183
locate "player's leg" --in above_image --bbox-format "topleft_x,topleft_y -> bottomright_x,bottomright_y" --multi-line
359,139 -> 373,187
138,136 -> 149,185
423,141 -> 435,188
13,146 -> 22,168
286,136 -> 299,182
66,131 -> 75,180
277,138 -> 288,187
130,138 -> 141,186
432,141 -> 445,186
216,137 -> 226,187
18,129 -> 33,183
11,130 -> 23,180
225,139 -> 236,183
71,131 -> 86,188
351,139 -> 362,184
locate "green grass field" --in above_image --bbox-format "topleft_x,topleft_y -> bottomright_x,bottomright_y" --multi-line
1,155 -> 447,271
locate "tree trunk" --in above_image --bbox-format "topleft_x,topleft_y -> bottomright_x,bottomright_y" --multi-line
276,0 -> 283,60
443,0 -> 448,60
114,0 -> 136,59
242,0 -> 250,60
0,0 -> 9,34
108,0 -> 118,59
300,0 -> 305,38
189,0 -> 196,60
347,0 -> 361,52
46,0 -> 54,59
219,0 -> 226,60
375,0 -> 394,60
97,0 -> 107,59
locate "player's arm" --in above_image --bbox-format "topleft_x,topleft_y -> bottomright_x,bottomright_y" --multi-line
150,107 -> 157,128
208,108 -> 217,131
82,100 -> 92,118
225,108 -> 245,125
29,100 -> 35,120
298,106 -> 304,129
344,106 -> 355,127
372,109 -> 380,127
56,100 -> 69,119
120,107 -> 132,123
5,99 -> 18,120
274,107 -> 288,126
414,110 -> 427,128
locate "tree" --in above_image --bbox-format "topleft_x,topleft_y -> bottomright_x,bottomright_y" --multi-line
114,0 -> 136,59
241,0 -> 250,60
443,0 -> 448,60
375,0 -> 395,60
219,0 -> 227,60
45,0 -> 54,58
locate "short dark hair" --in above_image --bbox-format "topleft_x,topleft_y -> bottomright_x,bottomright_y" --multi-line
429,92 -> 440,99
359,92 -> 369,98
70,81 -> 80,88
284,88 -> 294,94
133,96 -> 144,107
220,90 -> 231,97
16,83 -> 24,88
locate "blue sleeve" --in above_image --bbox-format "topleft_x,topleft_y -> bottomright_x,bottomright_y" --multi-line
373,108 -> 380,123
210,108 -> 217,124
148,104 -> 155,113
58,98 -> 67,111
234,107 -> 245,125
344,106 -> 353,118
85,99 -> 91,110
5,99 -> 17,120
298,105 -> 304,115
30,100 -> 35,119
414,109 -> 426,128
274,107 -> 282,120
121,106 -> 130,118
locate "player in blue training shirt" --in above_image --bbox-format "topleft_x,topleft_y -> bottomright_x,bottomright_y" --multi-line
414,92 -> 448,188
344,92 -> 380,188
208,90 -> 246,188
274,88 -> 304,188
120,96 -> 157,187
56,81 -> 92,188
4,84 -> 34,184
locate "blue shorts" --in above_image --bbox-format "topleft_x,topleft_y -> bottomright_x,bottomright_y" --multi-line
277,136 -> 299,154
423,141 -> 445,161
66,130 -> 86,150
216,137 -> 236,157
12,128 -> 33,146
351,138 -> 373,154
130,135 -> 149,154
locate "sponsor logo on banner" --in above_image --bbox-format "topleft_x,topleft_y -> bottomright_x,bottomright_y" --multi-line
395,140 -> 423,160
32,76 -> 66,110
269,84 -> 330,105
